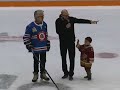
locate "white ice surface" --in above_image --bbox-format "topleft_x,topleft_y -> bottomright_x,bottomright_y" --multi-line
0,7 -> 120,90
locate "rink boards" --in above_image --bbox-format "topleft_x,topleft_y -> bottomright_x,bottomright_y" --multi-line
0,6 -> 120,90
0,1 -> 120,6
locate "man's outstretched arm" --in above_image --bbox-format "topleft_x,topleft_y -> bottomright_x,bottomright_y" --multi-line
73,17 -> 98,24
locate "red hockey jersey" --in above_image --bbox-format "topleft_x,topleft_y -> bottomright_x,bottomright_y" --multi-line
78,44 -> 94,62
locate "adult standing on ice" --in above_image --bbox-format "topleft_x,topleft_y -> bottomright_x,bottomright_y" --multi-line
23,10 -> 50,82
55,9 -> 98,80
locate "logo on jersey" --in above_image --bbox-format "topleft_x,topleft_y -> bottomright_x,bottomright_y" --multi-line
32,27 -> 37,33
37,31 -> 46,41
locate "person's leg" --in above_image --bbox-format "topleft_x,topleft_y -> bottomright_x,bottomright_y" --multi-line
33,53 -> 39,73
85,67 -> 92,80
68,42 -> 75,80
84,67 -> 88,78
32,53 -> 39,82
40,53 -> 46,74
40,53 -> 49,81
60,40 -> 68,78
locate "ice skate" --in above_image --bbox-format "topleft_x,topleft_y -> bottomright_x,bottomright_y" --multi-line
32,72 -> 38,82
40,72 -> 50,81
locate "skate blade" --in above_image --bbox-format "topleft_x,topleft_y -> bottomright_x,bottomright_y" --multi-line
32,80 -> 38,82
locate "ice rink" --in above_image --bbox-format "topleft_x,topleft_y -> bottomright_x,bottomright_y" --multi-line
0,6 -> 120,90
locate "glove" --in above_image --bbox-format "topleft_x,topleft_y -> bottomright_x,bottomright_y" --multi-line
47,40 -> 50,51
26,45 -> 33,52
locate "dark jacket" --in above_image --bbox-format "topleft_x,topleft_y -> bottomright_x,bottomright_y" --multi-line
55,16 -> 91,42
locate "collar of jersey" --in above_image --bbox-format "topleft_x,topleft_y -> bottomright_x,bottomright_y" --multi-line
34,21 -> 43,27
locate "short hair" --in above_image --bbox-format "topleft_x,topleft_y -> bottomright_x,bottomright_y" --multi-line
34,10 -> 44,16
61,9 -> 69,15
85,37 -> 92,43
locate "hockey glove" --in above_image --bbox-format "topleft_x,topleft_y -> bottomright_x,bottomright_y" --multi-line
26,45 -> 33,52
47,40 -> 50,51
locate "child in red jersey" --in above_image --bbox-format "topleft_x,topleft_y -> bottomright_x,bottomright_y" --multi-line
76,37 -> 94,80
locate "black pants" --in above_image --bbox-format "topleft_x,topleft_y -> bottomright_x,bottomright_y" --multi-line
60,40 -> 75,77
33,53 -> 46,74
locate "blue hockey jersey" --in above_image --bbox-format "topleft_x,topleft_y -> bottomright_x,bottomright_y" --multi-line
23,21 -> 48,53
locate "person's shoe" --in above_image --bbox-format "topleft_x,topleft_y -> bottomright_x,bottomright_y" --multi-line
88,77 -> 91,80
87,73 -> 92,80
84,76 -> 88,78
69,76 -> 73,81
40,72 -> 50,81
32,72 -> 38,82
62,74 -> 68,79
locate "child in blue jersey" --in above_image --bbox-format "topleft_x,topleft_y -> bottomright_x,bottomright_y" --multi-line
23,10 -> 50,82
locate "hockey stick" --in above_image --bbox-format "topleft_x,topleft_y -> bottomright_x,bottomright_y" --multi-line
32,50 -> 60,90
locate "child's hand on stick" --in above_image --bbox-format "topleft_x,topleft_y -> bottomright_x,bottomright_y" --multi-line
76,39 -> 80,48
